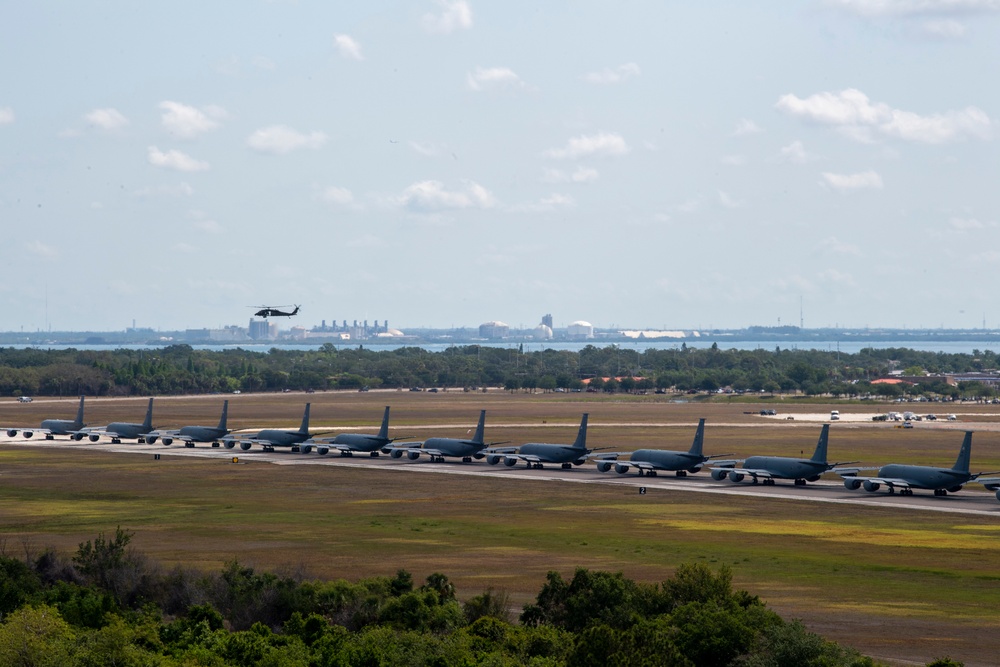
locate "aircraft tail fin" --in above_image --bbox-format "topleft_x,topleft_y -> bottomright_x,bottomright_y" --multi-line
74,396 -> 86,428
810,424 -> 830,463
687,418 -> 706,456
217,400 -> 229,431
142,398 -> 154,431
952,431 -> 973,473
378,406 -> 391,440
471,410 -> 486,444
299,403 -> 311,434
572,413 -> 589,449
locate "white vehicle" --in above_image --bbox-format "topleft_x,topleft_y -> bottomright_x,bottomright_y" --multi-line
17,396 -> 32,403
947,414 -> 957,421
830,410 -> 840,420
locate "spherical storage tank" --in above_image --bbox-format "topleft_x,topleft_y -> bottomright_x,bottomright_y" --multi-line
567,320 -> 594,339
532,324 -> 553,340
479,320 -> 510,339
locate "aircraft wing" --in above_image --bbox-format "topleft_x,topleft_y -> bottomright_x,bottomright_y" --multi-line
840,474 -> 912,489
978,477 -> 1000,491
2,427 -> 53,437
727,467 -> 774,479
483,446 -> 519,455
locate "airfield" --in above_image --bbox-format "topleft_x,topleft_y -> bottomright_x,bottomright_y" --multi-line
3,391 -> 1000,666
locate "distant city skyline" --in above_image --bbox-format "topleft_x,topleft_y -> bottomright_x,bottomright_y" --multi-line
3,2 -> 999,332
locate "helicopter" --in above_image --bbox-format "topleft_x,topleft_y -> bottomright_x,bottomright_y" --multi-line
251,305 -> 300,319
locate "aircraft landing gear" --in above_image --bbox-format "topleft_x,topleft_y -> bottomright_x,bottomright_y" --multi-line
675,470 -> 686,477
369,451 -> 379,457
793,479 -> 806,486
462,457 -> 472,463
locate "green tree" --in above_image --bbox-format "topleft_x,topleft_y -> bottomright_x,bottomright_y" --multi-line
0,604 -> 76,667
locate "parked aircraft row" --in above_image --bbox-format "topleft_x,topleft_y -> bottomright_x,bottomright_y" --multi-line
4,399 -> 1000,502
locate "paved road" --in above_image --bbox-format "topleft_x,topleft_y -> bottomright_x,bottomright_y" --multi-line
5,434 -> 999,517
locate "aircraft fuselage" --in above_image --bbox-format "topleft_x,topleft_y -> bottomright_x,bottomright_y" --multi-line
333,434 -> 387,452
105,422 -> 151,439
255,429 -> 309,447
517,443 -> 588,464
631,449 -> 705,471
422,438 -> 484,457
877,464 -> 971,489
743,456 -> 827,480
39,419 -> 79,435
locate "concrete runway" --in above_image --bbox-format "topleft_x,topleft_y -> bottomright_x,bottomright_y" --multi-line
5,434 -> 1000,517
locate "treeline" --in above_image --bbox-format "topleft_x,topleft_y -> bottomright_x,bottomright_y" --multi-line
2,344 -> 999,399
0,528 -> 906,666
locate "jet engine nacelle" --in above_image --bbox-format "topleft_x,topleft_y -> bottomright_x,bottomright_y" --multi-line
240,441 -> 252,451
503,456 -> 518,467
710,469 -> 729,481
390,449 -> 404,459
407,450 -> 421,460
996,490 -> 1000,502
614,463 -> 631,475
317,447 -> 329,456
863,480 -> 880,492
89,434 -> 101,442
73,433 -> 85,441
728,471 -> 745,483
806,475 -> 821,482
486,455 -> 502,465
6,429 -> 18,437
595,461 -> 613,473
844,478 -> 862,490
948,485 -> 964,493
22,430 -> 33,439
146,435 -> 158,444
301,444 -> 313,455
162,437 -> 174,446
224,440 -> 236,449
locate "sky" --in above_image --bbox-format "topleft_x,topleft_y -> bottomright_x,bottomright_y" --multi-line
2,1 -> 999,333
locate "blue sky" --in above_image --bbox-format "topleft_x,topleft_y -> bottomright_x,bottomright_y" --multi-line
2,1 -> 999,332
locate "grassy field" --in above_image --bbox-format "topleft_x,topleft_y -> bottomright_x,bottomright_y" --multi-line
3,390 -> 1000,665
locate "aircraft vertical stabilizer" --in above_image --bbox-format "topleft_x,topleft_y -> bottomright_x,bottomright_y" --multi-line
471,410 -> 486,444
952,431 -> 973,473
810,423 -> 830,463
687,418 -> 706,457
299,403 -> 311,434
74,396 -> 86,428
141,398 -> 154,432
217,400 -> 229,431
572,413 -> 589,449
377,406 -> 391,440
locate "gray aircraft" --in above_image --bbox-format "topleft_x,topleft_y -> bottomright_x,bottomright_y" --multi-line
836,431 -> 997,497
74,397 -> 155,443
302,406 -> 411,456
4,395 -> 86,440
710,424 -> 850,486
390,409 -> 501,463
597,418 -> 732,477
146,401 -> 230,447
222,403 -> 312,452
487,413 -> 601,470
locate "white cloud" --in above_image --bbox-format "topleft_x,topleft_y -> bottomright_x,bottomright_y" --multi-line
467,66 -> 526,91
918,19 -> 967,37
246,125 -> 328,154
733,119 -> 763,136
320,186 -> 357,207
421,0 -> 473,33
776,88 -> 992,144
25,240 -> 58,259
512,193 -> 576,213
396,180 -> 495,212
333,34 -> 364,60
84,108 -> 128,131
718,190 -> 745,208
544,132 -> 630,159
779,140 -> 814,163
133,182 -> 195,198
159,101 -> 226,138
949,216 -> 997,230
189,210 -> 224,234
820,169 -> 883,191
147,146 -> 209,172
821,236 -> 863,256
408,140 -> 444,157
721,154 -> 747,166
0,107 -> 13,125
827,0 -> 1000,18
542,166 -> 601,183
581,63 -> 640,84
